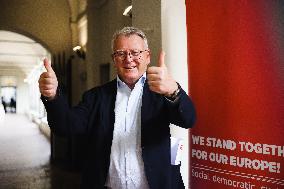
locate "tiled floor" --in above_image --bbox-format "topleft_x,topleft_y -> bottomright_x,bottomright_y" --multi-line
0,114 -> 81,189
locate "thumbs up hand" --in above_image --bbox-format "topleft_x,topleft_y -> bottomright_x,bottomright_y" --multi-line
38,58 -> 58,100
147,51 -> 178,97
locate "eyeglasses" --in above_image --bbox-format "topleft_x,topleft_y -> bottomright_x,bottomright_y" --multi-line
112,49 -> 148,60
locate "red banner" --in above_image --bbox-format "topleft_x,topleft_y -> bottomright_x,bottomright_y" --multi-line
187,1 -> 284,188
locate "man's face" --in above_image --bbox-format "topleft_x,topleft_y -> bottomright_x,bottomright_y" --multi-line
113,35 -> 150,88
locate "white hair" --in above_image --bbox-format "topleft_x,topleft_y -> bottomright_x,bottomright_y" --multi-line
111,26 -> 149,51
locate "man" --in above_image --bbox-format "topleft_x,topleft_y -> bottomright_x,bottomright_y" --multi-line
39,27 -> 195,189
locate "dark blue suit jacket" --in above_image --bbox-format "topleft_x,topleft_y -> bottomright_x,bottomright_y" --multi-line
43,79 -> 196,189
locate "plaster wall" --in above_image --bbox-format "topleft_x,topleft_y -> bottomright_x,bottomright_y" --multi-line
161,1 -> 189,187
132,0 -> 161,66
86,0 -> 131,89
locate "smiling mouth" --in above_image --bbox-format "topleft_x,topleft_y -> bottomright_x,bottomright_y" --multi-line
124,66 -> 136,70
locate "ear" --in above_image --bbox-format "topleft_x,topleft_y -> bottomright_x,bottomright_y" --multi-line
146,50 -> 151,65
111,54 -> 118,67
111,53 -> 115,62
113,61 -> 118,69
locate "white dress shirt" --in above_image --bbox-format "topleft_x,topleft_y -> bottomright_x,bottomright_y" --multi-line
105,74 -> 149,189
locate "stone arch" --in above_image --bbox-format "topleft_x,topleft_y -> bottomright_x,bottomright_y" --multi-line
0,26 -> 52,55
0,0 -> 72,55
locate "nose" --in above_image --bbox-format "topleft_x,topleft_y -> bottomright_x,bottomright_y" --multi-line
124,52 -> 133,61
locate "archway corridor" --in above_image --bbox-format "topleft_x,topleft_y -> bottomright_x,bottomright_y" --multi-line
0,29 -> 81,188
0,113 -> 80,189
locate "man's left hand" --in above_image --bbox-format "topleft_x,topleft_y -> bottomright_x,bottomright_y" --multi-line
147,51 -> 178,97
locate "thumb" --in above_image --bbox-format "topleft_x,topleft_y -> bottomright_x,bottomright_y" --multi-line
43,58 -> 54,73
157,50 -> 166,67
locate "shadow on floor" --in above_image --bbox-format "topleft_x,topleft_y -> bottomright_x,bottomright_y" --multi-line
0,114 -> 81,189
0,164 -> 81,189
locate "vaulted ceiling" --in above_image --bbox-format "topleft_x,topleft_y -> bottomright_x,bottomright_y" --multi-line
0,30 -> 49,78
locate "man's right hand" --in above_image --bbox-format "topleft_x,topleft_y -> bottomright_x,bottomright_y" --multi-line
38,58 -> 58,100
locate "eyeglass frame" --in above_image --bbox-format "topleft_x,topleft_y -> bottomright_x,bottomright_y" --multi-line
112,49 -> 149,60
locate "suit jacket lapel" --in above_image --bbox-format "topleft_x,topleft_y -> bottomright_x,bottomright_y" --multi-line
104,79 -> 117,135
141,81 -> 152,129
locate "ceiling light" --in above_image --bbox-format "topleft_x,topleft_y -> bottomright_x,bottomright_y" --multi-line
123,5 -> 132,17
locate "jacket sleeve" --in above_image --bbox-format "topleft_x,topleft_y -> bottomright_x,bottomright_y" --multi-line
41,88 -> 96,136
165,88 -> 196,129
